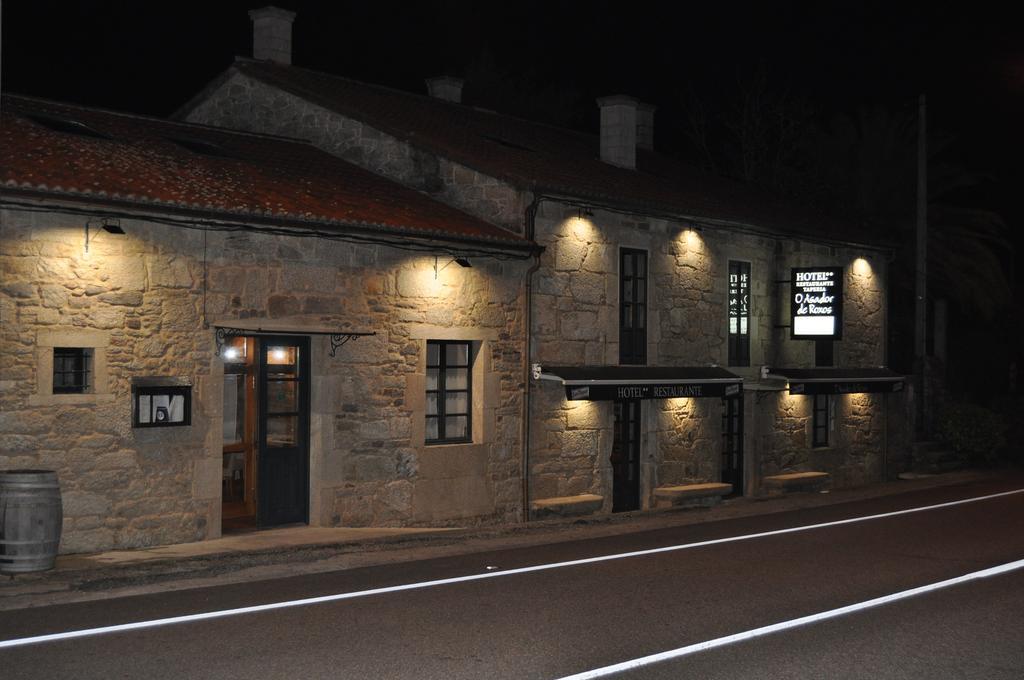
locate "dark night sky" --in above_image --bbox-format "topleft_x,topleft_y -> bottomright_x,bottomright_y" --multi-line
3,1 -> 1023,238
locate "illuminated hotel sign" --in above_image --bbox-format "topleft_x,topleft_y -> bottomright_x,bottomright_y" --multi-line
791,267 -> 843,339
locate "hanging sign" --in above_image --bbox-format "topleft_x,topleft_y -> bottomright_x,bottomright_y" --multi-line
791,267 -> 843,339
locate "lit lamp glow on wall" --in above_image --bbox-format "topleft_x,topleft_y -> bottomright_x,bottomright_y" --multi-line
852,257 -> 873,277
683,227 -> 703,249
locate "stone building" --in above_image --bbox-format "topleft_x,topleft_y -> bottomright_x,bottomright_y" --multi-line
175,7 -> 908,519
0,95 -> 536,552
1,8 -> 910,555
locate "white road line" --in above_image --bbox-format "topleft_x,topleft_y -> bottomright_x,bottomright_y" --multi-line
555,557 -> 1024,680
1,487 -> 1021,650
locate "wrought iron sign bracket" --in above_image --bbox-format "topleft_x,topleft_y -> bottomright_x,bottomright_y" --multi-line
215,327 -> 375,358
328,333 -> 373,357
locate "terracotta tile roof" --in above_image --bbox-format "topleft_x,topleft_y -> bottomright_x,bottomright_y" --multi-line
214,59 -> 876,247
0,95 -> 536,254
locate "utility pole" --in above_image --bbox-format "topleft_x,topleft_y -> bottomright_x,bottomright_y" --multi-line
914,93 -> 928,438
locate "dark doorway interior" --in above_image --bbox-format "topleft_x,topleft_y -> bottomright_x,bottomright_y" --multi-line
611,400 -> 642,512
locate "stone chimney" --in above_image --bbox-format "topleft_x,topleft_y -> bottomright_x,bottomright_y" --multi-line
425,76 -> 464,103
596,95 -> 639,169
636,102 -> 657,151
249,6 -> 296,65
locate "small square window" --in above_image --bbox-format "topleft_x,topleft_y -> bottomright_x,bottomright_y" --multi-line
53,348 -> 92,394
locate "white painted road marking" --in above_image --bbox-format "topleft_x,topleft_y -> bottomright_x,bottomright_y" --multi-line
1,487 -> 1021,650
555,557 -> 1024,679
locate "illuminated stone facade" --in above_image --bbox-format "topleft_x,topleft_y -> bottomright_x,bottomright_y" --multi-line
184,72 -> 904,516
0,208 -> 528,552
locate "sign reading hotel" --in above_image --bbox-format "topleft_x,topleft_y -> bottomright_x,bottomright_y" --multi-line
790,267 -> 843,339
564,382 -> 741,401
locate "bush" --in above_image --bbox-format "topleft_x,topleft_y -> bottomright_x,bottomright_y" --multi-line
937,401 -> 1007,466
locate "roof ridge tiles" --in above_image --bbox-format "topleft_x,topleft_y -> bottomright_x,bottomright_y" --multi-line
2,93 -> 315,146
233,58 -> 603,146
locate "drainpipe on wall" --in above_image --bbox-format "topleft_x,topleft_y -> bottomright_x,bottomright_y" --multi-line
521,191 -> 546,522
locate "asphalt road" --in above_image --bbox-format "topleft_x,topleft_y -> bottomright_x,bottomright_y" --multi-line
2,478 -> 1023,679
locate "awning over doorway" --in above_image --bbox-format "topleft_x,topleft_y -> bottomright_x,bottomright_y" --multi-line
538,366 -> 743,401
765,367 -> 905,395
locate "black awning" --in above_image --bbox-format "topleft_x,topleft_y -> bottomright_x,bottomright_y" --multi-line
539,366 -> 743,401
766,367 -> 905,395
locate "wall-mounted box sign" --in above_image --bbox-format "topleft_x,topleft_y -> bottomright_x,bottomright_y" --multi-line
791,267 -> 844,339
131,377 -> 192,428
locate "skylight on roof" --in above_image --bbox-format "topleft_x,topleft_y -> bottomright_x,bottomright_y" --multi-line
480,134 -> 533,152
165,136 -> 234,159
26,114 -> 110,140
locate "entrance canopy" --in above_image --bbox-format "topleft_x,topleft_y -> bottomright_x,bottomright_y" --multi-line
539,366 -> 743,401
765,367 -> 905,395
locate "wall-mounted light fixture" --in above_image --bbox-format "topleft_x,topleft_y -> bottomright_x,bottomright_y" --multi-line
577,207 -> 594,220
84,218 -> 125,253
434,255 -> 472,279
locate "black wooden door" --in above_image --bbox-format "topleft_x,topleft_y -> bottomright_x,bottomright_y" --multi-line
257,336 -> 310,527
612,400 -> 642,512
720,394 -> 744,495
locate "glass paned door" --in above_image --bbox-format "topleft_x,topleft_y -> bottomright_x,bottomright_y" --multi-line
721,394 -> 744,495
612,400 -> 642,512
257,337 -> 310,528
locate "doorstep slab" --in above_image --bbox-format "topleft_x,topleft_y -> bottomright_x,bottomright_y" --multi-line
530,494 -> 603,520
762,471 -> 831,495
654,482 -> 733,508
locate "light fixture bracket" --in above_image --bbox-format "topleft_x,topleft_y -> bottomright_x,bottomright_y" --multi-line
434,255 -> 471,278
84,218 -> 124,252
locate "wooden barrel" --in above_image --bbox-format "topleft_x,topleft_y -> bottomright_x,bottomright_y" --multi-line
0,470 -> 63,573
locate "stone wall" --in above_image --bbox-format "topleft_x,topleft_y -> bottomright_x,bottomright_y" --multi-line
655,397 -> 720,487
529,203 -> 741,506
529,384 -> 611,509
771,241 -> 887,368
1,207 -> 527,553
184,72 -> 526,231
528,201 -> 896,502
754,391 -> 887,490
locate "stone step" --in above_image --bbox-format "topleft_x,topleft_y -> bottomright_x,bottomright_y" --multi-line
530,494 -> 603,520
654,483 -> 733,509
762,471 -> 831,496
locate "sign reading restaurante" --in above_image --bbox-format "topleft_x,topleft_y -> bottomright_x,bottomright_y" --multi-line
790,267 -> 843,339
565,382 -> 741,401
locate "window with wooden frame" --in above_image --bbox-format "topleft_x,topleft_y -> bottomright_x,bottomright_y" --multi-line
812,394 -> 833,448
52,348 -> 92,394
426,340 -> 472,444
728,260 -> 751,366
619,248 -> 648,365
